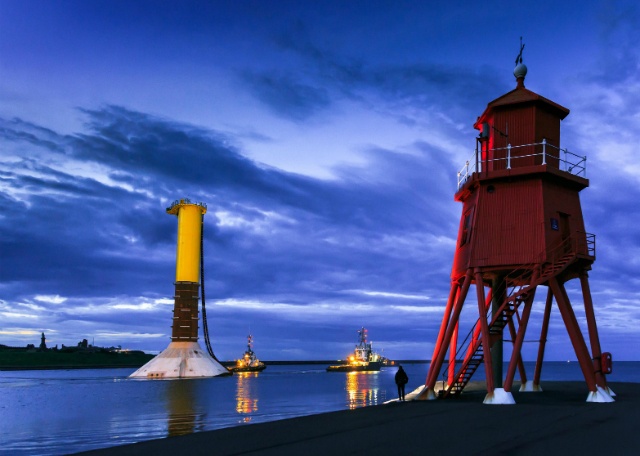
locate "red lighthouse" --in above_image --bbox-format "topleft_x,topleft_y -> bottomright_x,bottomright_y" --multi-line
420,50 -> 614,403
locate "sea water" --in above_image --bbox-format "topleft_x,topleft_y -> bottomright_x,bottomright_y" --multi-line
0,362 -> 638,456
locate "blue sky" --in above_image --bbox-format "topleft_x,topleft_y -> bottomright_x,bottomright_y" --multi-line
1,0 -> 639,361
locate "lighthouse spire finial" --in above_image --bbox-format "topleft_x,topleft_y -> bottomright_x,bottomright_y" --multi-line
513,36 -> 527,88
515,36 -> 525,66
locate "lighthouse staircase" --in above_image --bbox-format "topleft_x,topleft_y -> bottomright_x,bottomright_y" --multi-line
438,234 -> 595,398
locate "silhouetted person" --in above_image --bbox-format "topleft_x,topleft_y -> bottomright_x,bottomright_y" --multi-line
395,365 -> 408,401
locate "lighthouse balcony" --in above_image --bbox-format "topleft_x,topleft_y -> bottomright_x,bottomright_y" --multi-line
457,140 -> 587,189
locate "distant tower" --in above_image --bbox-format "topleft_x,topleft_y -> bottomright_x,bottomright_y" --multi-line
39,332 -> 47,351
130,199 -> 230,378
419,48 -> 613,403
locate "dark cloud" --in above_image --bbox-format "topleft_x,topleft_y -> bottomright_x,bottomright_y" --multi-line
233,20 -> 505,125
240,71 -> 331,121
595,1 -> 640,82
267,22 -> 506,122
0,107 -> 457,355
581,171 -> 640,286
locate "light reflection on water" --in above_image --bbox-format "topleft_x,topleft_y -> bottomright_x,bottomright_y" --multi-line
166,380 -> 202,437
345,371 -> 386,409
235,372 -> 259,422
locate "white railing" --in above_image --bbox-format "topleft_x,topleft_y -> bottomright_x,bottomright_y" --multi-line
457,139 -> 587,189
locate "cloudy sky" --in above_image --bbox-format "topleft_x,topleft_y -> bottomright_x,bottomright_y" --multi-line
1,0 -> 639,362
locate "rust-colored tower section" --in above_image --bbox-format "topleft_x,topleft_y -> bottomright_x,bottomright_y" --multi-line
420,59 -> 613,403
171,282 -> 200,341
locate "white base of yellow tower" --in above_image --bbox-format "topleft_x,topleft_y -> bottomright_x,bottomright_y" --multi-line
129,341 -> 230,379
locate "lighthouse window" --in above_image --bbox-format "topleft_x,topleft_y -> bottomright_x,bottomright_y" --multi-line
487,185 -> 495,193
460,210 -> 473,247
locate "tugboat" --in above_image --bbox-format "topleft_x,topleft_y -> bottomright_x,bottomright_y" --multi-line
232,334 -> 266,373
327,327 -> 389,372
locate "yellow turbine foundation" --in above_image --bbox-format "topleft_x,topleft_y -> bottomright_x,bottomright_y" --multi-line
170,201 -> 204,284
130,199 -> 229,379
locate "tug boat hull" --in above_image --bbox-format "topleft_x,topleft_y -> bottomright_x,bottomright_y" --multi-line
326,361 -> 382,372
232,364 -> 267,373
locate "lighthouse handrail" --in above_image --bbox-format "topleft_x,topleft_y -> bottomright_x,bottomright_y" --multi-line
457,141 -> 587,189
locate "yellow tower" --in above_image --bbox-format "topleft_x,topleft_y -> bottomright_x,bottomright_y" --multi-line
170,200 -> 204,284
167,200 -> 205,342
130,199 -> 230,378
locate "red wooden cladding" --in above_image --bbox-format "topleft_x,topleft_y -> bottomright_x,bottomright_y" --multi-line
453,80 -> 587,277
471,179 -> 545,268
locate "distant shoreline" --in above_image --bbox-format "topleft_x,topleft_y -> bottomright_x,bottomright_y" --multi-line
0,364 -> 151,371
221,359 -> 427,367
1,359 -> 429,371
0,350 -> 155,371
6,359 -> 638,371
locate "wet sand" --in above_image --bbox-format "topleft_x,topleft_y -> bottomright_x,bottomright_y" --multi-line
76,381 -> 638,455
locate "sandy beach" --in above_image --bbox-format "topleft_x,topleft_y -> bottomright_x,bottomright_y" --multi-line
76,381 -> 637,456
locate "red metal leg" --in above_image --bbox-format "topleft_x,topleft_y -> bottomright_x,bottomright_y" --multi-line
462,290 -> 491,367
506,312 -> 527,386
504,290 -> 535,392
426,271 -> 473,390
448,322 -> 459,386
579,271 -> 608,389
475,271 -> 494,394
548,277 -> 597,392
427,281 -> 459,384
533,287 -> 553,385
